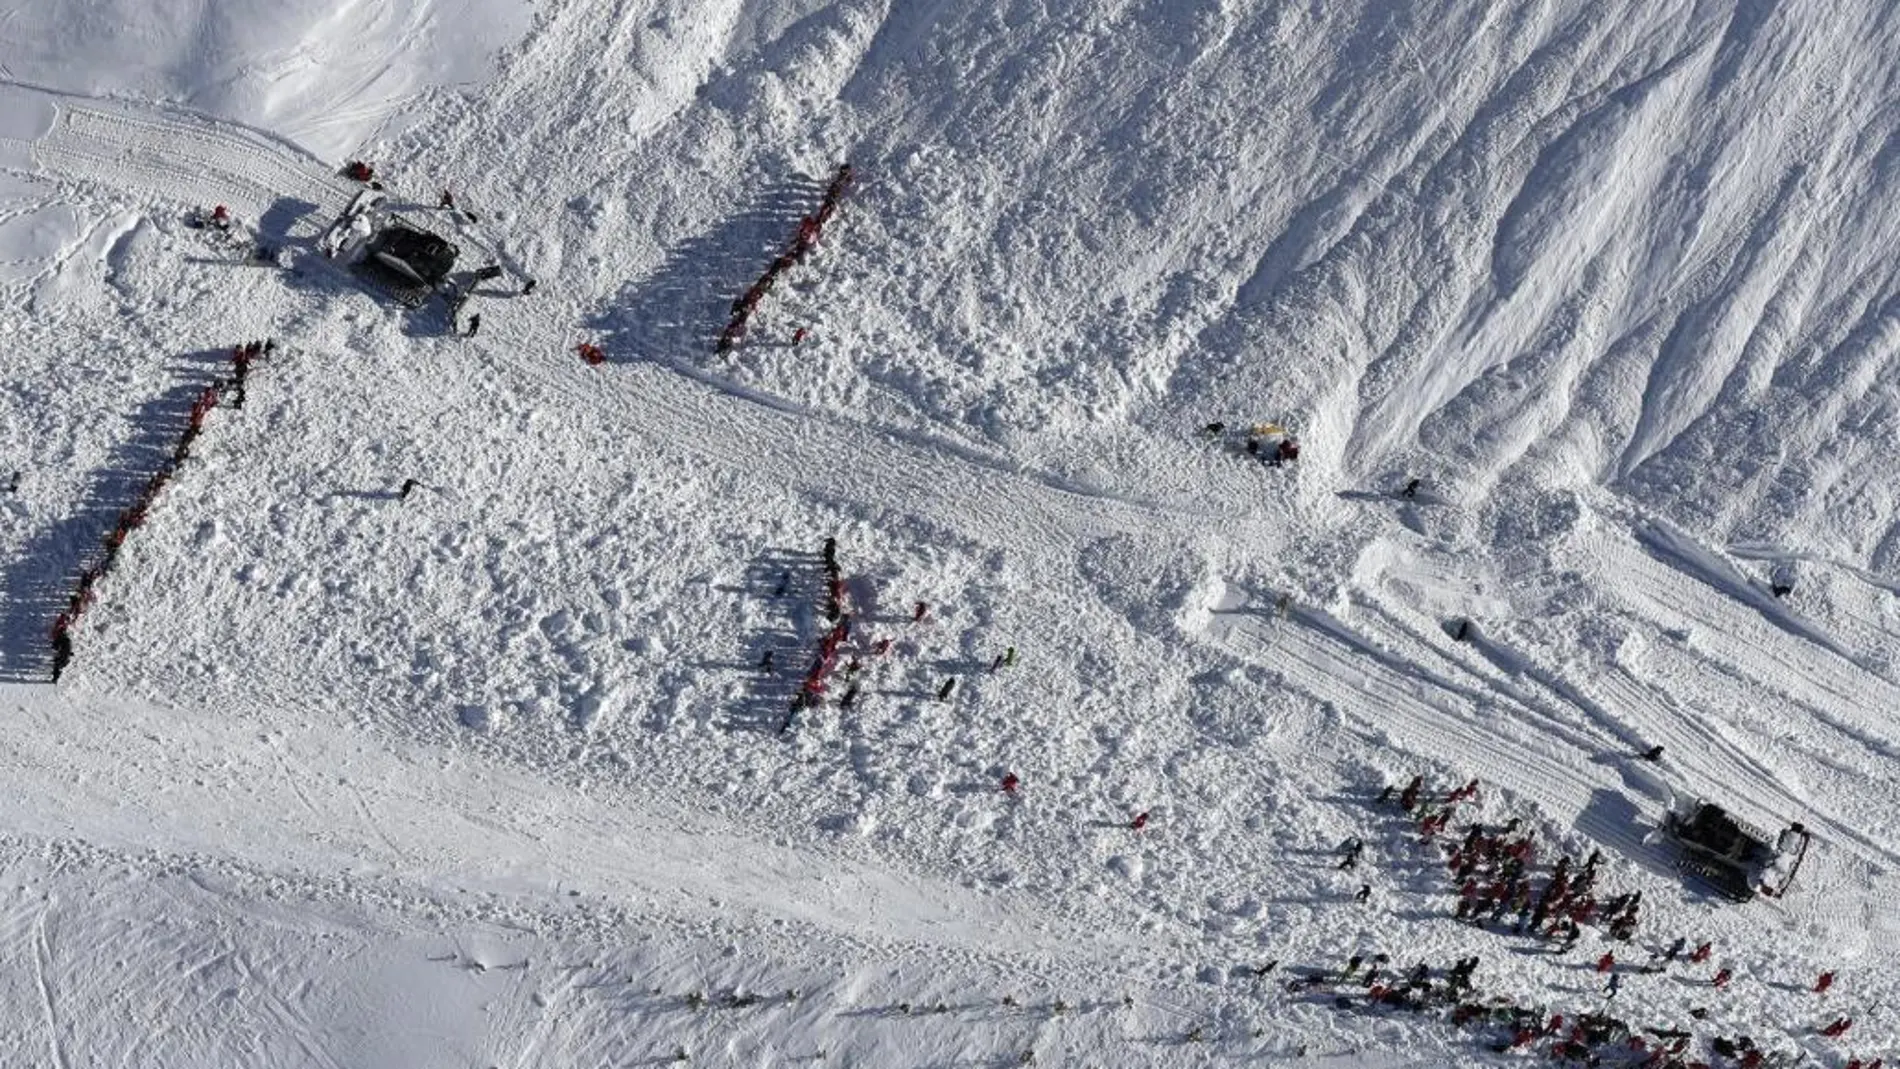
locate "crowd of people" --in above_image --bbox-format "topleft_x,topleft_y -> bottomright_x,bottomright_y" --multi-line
717,163 -> 855,354
1300,772 -> 1872,1066
48,341 -> 268,682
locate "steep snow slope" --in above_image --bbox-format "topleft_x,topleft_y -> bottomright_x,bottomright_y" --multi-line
3,0 -> 1899,1065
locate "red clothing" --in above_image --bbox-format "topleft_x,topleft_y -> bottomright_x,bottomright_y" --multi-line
1815,971 -> 1835,993
1690,942 -> 1712,963
1000,773 -> 1019,794
1712,968 -> 1731,988
1131,811 -> 1149,831
1596,953 -> 1615,973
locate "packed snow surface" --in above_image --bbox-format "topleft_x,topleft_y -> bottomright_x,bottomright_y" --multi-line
2,0 -> 1899,1065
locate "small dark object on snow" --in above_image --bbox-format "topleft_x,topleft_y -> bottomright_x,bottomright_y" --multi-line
521,277 -> 537,296
823,536 -> 837,564
5,471 -> 18,493
1202,421 -> 1226,437
1131,811 -> 1149,831
1639,744 -> 1665,761
1771,581 -> 1793,597
1452,618 -> 1471,642
758,650 -> 774,674
839,685 -> 860,709
792,327 -> 808,346
474,263 -> 504,282
465,314 -> 482,337
773,571 -> 789,597
399,478 -> 421,500
913,601 -> 928,622
439,190 -> 455,210
345,160 -> 374,183
1004,646 -> 1016,666
1402,477 -> 1421,499
1255,960 -> 1278,976
1355,884 -> 1371,903
937,678 -> 956,702
50,629 -> 72,683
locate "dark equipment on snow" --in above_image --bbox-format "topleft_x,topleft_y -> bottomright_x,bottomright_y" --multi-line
318,190 -> 464,312
366,222 -> 458,292
1660,797 -> 1810,902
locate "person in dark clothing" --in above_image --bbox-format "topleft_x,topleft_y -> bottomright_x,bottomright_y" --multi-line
521,278 -> 537,296
399,478 -> 421,500
439,190 -> 456,210
1638,744 -> 1665,761
465,314 -> 482,337
1337,838 -> 1364,870
1202,421 -> 1226,438
1402,478 -> 1421,499
1355,884 -> 1371,903
50,628 -> 72,683
937,678 -> 956,702
1399,775 -> 1424,812
839,685 -> 860,709
759,650 -> 775,674
5,471 -> 18,493
823,537 -> 837,564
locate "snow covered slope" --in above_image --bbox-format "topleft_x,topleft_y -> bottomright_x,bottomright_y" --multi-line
2,0 -> 1898,1065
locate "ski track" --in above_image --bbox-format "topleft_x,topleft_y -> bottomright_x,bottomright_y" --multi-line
32,907 -> 69,1069
32,99 -> 350,222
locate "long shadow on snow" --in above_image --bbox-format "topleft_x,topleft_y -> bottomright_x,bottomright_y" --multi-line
0,349 -> 230,682
584,174 -> 828,362
726,546 -> 834,734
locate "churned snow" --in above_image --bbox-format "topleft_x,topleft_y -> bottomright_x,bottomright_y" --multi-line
2,0 -> 1899,1065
